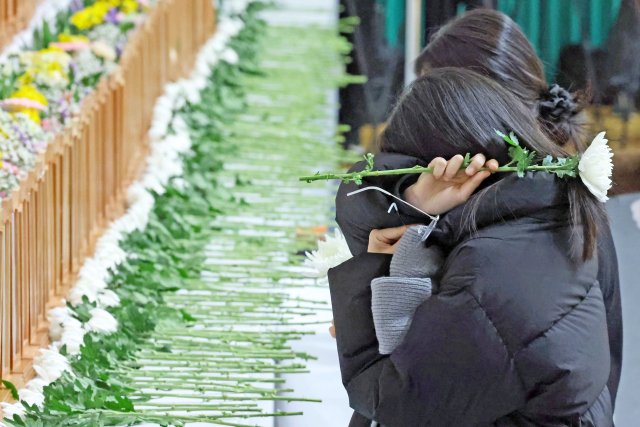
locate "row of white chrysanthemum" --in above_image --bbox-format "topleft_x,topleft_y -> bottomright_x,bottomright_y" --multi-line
0,1 -> 252,421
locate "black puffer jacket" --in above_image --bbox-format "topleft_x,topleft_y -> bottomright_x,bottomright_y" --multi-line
329,154 -> 619,427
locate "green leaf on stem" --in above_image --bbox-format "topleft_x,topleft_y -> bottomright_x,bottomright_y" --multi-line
2,380 -> 19,400
364,153 -> 374,172
495,129 -> 519,147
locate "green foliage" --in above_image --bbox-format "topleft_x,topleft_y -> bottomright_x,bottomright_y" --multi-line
542,153 -> 580,178
339,16 -> 360,34
32,21 -> 57,51
55,9 -> 75,36
0,69 -> 19,99
2,380 -> 19,400
495,129 -> 536,177
349,153 -> 375,185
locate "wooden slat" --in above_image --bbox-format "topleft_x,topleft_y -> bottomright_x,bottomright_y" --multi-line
0,0 -> 43,53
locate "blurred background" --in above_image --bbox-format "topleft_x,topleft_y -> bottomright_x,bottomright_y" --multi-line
336,0 -> 640,425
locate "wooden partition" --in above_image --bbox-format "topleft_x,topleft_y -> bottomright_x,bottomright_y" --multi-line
0,0 -> 216,401
0,0 -> 42,51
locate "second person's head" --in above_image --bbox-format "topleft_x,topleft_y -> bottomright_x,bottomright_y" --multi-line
415,9 -> 585,150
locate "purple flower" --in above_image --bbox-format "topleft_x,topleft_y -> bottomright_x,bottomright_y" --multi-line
104,7 -> 120,25
13,125 -> 28,143
115,42 -> 124,57
70,0 -> 84,13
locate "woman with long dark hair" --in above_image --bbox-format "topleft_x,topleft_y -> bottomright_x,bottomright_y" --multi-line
414,9 -> 586,150
329,67 -> 613,426
333,9 -> 621,426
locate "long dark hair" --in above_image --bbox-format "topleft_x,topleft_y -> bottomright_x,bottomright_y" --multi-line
380,68 -> 605,261
415,9 -> 586,151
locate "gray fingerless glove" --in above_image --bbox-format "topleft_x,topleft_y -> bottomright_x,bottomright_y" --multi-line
390,225 -> 444,277
371,226 -> 444,354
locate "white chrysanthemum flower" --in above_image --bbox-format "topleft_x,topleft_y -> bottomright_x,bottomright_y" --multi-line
48,306 -> 74,341
17,389 -> 44,408
220,47 -> 239,65
25,379 -> 48,395
78,257 -> 109,282
85,308 -> 118,334
97,289 -> 121,308
33,345 -> 73,383
0,402 -> 26,420
59,322 -> 86,354
578,132 -> 614,203
303,229 -> 353,279
67,275 -> 103,305
94,242 -> 127,271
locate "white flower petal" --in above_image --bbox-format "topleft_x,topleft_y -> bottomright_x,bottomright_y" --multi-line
578,132 -> 614,203
97,289 -> 121,308
18,389 -> 44,408
33,345 -> 73,382
303,229 -> 352,278
0,402 -> 26,420
85,308 -> 118,334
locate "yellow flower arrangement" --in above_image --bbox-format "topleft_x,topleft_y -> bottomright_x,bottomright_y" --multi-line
8,86 -> 48,125
121,0 -> 139,14
16,69 -> 35,86
58,34 -> 90,44
70,1 -> 112,30
39,46 -> 66,54
70,0 -> 140,30
38,47 -> 72,68
16,48 -> 70,88
12,86 -> 48,107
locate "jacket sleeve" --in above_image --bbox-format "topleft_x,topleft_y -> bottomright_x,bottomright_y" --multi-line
597,223 -> 622,408
328,252 -> 392,385
329,254 -> 527,427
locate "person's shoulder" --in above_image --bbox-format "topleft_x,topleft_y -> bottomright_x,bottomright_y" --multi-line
441,223 -> 599,354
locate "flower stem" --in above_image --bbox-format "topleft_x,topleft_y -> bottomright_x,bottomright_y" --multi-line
299,164 -> 567,183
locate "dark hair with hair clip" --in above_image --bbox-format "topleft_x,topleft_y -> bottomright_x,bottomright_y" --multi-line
414,9 -> 587,151
380,68 -> 605,261
538,84 -> 587,148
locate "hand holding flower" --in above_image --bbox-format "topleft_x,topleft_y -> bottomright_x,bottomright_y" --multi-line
404,154 -> 499,216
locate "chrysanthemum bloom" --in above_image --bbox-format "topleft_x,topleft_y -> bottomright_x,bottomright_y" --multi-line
579,132 -> 614,203
304,229 -> 353,283
70,1 -> 111,30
